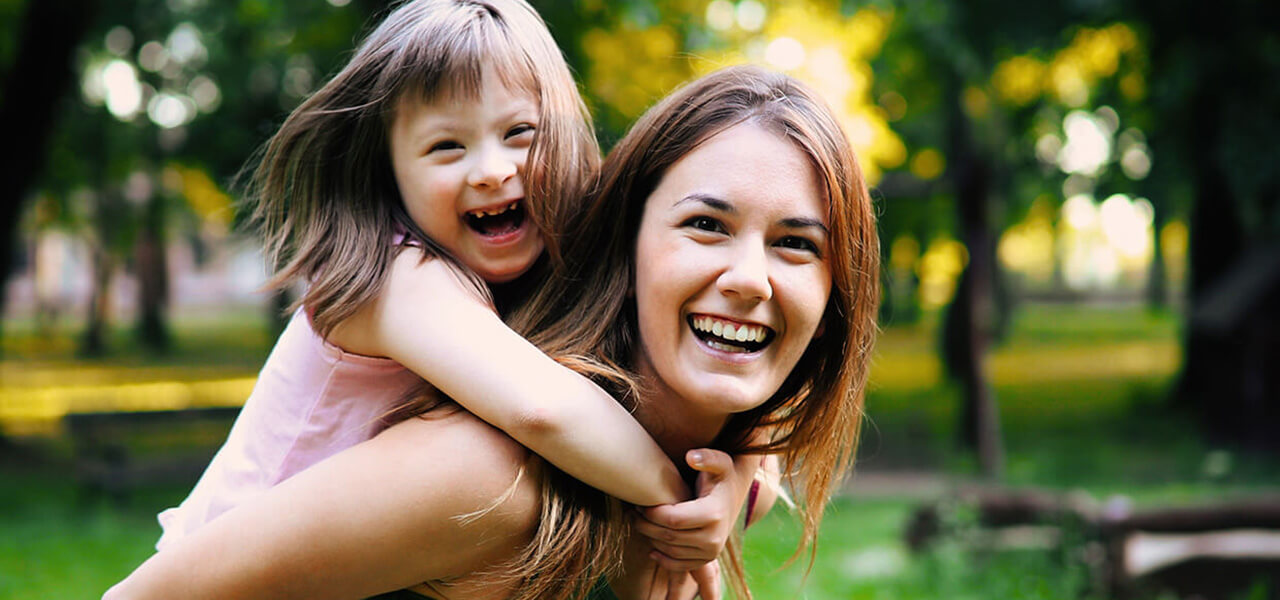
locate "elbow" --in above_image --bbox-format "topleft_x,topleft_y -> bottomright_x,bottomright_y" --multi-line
508,401 -> 571,442
102,581 -> 127,600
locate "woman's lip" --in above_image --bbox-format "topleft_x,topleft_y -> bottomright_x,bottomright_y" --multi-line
687,312 -> 771,330
691,332 -> 765,364
686,314 -> 771,365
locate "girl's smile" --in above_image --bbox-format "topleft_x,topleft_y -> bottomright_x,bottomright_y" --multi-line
389,68 -> 543,283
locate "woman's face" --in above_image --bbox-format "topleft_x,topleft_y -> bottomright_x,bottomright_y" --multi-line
632,123 -> 832,422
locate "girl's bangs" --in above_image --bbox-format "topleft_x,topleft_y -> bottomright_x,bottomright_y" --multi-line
393,14 -> 539,106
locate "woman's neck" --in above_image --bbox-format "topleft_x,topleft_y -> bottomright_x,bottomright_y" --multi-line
630,363 -> 730,466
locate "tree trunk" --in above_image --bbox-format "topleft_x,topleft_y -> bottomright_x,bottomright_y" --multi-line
136,188 -> 171,351
0,0 -> 98,352
82,243 -> 115,358
1145,199 -> 1168,311
941,75 -> 1004,480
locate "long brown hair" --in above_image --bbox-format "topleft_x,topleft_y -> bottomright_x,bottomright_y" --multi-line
508,65 -> 881,597
245,0 -> 599,336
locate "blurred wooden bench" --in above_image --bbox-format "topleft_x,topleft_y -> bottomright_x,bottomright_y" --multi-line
64,407 -> 240,504
1100,498 -> 1280,600
906,489 -> 1280,599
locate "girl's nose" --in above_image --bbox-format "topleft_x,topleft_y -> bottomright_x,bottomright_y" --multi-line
467,144 -> 518,189
717,241 -> 772,302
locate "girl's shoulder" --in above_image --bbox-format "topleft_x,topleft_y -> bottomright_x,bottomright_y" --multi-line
384,247 -> 491,309
329,247 -> 492,355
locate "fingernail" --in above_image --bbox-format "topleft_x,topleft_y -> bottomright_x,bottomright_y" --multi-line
689,450 -> 704,466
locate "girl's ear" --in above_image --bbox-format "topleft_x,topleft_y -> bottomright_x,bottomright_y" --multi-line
813,317 -> 826,339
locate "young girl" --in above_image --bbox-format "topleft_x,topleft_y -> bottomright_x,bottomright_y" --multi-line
156,1 -> 755,585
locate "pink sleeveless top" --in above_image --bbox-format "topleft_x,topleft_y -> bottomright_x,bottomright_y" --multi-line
156,306 -> 422,550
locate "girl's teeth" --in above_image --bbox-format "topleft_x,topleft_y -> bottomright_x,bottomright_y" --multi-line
712,321 -> 723,336
723,324 -> 736,339
736,327 -> 750,342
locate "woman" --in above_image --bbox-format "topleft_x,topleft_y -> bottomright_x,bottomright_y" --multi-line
105,64 -> 879,599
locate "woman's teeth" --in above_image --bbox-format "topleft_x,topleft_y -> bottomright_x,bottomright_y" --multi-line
691,316 -> 770,353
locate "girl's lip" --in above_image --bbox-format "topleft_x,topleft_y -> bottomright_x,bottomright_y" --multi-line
472,219 -> 528,247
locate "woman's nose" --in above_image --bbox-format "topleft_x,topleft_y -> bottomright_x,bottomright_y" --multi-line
466,144 -> 518,189
717,241 -> 772,302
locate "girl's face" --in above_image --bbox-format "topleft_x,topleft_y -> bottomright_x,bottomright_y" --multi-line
632,123 -> 832,422
388,69 -> 543,283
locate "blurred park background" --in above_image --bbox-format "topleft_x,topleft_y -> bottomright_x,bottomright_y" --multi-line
2,0 -> 1278,598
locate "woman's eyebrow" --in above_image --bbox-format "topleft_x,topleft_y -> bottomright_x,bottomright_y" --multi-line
780,217 -> 829,234
674,193 -> 734,212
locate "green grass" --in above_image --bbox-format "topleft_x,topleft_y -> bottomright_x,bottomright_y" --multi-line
2,304 -> 1278,599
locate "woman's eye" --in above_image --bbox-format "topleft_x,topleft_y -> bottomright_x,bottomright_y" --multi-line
506,124 -> 536,139
428,140 -> 462,153
682,216 -> 725,233
778,236 -> 821,255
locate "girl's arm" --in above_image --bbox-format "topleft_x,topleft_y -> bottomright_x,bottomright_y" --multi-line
331,250 -> 686,507
105,412 -> 541,600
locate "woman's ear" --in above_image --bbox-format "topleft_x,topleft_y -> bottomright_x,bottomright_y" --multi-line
813,317 -> 826,339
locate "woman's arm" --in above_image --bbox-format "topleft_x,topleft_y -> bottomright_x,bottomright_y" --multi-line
105,412 -> 540,600
331,249 -> 686,507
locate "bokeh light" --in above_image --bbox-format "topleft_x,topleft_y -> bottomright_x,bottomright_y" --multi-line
102,59 -> 143,120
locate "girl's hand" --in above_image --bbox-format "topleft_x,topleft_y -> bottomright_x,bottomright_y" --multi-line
634,448 -> 758,566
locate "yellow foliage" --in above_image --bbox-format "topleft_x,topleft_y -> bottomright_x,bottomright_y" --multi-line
963,86 -> 990,118
1046,23 -> 1143,107
993,55 -> 1046,106
909,148 -> 945,181
918,237 -> 968,309
1120,71 -> 1146,101
998,198 -> 1057,283
583,2 -> 902,182
173,164 -> 233,231
890,235 -> 920,272
582,25 -> 691,120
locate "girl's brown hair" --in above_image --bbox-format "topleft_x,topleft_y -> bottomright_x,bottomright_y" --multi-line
246,0 -> 599,336
507,64 -> 881,597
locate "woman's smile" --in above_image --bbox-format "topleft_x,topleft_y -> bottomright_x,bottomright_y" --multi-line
632,122 -> 832,418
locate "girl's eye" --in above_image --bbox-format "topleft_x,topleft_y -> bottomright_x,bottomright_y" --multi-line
428,140 -> 462,153
777,235 -> 821,256
682,216 -> 725,233
506,124 -> 536,140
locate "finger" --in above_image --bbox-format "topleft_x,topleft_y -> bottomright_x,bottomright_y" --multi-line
666,569 -> 699,600
649,550 -> 715,574
649,539 -> 716,562
691,562 -> 722,600
643,495 -> 727,530
633,515 -> 714,548
647,566 -> 667,600
686,449 -> 734,481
